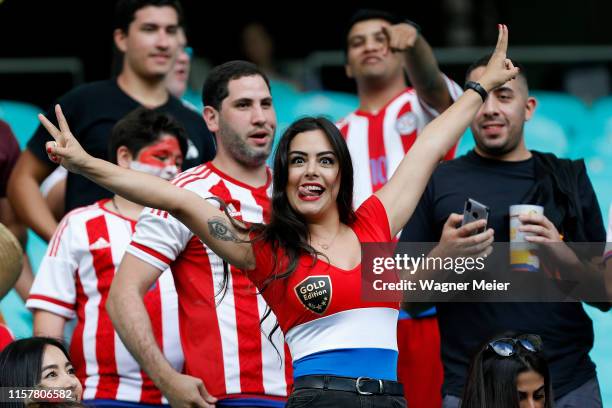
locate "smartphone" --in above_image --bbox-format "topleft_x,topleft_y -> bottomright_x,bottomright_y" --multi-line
461,198 -> 490,235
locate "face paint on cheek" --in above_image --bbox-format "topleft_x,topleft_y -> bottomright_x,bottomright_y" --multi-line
137,137 -> 182,167
158,164 -> 179,180
130,161 -> 179,180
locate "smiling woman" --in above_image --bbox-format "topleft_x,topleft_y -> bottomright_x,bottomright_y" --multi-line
0,337 -> 83,407
282,119 -> 352,229
39,25 -> 518,408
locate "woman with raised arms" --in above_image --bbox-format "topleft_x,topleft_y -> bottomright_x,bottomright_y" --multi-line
41,25 -> 517,408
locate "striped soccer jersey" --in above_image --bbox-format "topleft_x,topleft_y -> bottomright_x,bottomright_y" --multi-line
126,163 -> 291,406
338,76 -> 463,208
27,200 -> 183,404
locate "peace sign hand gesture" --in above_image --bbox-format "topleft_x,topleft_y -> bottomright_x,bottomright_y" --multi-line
39,104 -> 92,174
478,24 -> 520,92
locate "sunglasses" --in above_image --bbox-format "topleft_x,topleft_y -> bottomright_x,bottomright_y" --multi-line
487,334 -> 543,357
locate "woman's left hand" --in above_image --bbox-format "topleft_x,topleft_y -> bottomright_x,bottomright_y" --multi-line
478,24 -> 521,92
39,104 -> 92,175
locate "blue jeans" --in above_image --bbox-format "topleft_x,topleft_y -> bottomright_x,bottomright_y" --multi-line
442,376 -> 602,408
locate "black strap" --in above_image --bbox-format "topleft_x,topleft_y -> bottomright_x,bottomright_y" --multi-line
293,375 -> 404,396
464,81 -> 488,102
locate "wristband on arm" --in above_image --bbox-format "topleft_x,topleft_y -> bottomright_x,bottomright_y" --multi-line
464,81 -> 488,102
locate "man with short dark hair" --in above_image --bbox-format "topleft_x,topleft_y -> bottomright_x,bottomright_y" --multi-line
8,0 -> 215,242
338,9 -> 463,407
339,9 -> 462,207
401,56 -> 607,408
107,61 -> 291,408
28,108 -> 188,407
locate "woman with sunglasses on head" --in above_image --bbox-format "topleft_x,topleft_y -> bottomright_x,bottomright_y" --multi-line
462,333 -> 553,408
39,26 -> 516,408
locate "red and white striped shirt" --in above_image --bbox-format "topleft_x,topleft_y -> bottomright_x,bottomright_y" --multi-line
27,200 -> 183,404
338,76 -> 463,208
126,162 -> 291,405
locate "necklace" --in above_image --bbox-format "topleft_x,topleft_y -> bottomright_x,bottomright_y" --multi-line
312,226 -> 342,251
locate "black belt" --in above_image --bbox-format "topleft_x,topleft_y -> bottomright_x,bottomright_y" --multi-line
294,375 -> 404,396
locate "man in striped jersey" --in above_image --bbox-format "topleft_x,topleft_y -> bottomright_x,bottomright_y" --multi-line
337,9 -> 463,408
107,61 -> 291,408
27,108 -> 187,407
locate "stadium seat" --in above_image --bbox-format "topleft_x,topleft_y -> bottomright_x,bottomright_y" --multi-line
0,100 -> 42,149
271,79 -> 302,133
181,88 -> 203,113
455,129 -> 476,157
530,91 -> 589,139
289,90 -> 359,123
586,96 -> 612,157
524,115 -> 569,157
267,81 -> 302,166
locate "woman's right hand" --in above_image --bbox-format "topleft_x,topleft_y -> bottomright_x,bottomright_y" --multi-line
39,104 -> 91,175
478,24 -> 520,92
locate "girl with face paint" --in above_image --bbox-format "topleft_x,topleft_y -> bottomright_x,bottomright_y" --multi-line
129,134 -> 184,180
103,109 -> 188,219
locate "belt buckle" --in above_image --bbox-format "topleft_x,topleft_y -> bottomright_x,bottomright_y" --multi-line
355,377 -> 383,395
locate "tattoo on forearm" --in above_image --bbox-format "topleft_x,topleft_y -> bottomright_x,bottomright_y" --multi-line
208,216 -> 240,242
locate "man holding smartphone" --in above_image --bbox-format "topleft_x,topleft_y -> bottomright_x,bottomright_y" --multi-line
400,57 -> 607,407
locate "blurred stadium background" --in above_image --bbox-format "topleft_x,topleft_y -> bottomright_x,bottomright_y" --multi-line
1,0 -> 611,402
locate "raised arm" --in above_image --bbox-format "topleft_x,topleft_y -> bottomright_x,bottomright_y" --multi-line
377,25 -> 519,236
383,22 -> 452,112
41,106 -> 256,270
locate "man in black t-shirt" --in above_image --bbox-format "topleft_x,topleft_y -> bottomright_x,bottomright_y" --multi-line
7,0 -> 215,242
401,57 -> 606,408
